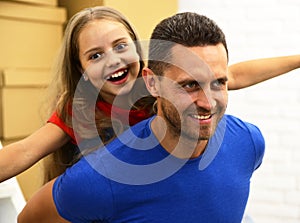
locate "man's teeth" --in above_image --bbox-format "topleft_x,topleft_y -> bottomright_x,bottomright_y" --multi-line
107,69 -> 127,79
192,114 -> 211,120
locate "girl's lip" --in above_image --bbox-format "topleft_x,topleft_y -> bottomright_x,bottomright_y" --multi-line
106,68 -> 129,85
105,67 -> 128,80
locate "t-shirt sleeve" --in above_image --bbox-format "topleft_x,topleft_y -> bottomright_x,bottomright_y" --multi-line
52,156 -> 114,222
48,111 -> 76,144
247,123 -> 265,170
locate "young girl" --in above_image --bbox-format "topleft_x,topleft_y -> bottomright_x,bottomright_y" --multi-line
0,6 -> 299,183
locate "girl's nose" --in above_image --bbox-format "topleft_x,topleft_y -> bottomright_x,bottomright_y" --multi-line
106,50 -> 121,68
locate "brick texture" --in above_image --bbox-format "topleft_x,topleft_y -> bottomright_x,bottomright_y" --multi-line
179,0 -> 300,221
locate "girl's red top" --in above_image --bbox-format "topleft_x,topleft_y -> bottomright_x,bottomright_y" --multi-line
48,100 -> 152,144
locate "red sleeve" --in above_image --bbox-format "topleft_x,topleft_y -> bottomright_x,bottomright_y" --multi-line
47,111 -> 77,144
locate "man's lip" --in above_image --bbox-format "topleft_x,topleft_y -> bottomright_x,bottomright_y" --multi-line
189,113 -> 214,124
191,114 -> 212,120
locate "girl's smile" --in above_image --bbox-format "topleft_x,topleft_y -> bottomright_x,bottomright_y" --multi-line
105,67 -> 129,83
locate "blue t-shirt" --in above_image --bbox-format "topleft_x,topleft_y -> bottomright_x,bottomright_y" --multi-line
53,115 -> 265,223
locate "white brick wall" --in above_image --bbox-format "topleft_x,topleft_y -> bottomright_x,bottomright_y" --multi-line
179,0 -> 300,222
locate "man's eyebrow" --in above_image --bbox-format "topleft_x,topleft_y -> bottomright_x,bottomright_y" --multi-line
177,79 -> 199,86
216,75 -> 228,82
176,74 -> 228,86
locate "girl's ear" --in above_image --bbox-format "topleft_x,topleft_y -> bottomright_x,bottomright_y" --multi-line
142,68 -> 160,97
79,66 -> 89,81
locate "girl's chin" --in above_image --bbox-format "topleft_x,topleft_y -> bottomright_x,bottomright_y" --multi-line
115,88 -> 132,97
99,82 -> 135,101
108,87 -> 132,97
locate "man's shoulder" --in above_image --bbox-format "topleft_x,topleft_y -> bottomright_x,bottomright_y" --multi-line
223,114 -> 262,136
224,114 -> 257,127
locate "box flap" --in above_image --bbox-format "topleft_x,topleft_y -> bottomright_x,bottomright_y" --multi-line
1,68 -> 51,87
0,1 -> 66,24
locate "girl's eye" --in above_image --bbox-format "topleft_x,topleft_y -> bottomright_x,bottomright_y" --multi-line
90,53 -> 103,60
114,43 -> 128,52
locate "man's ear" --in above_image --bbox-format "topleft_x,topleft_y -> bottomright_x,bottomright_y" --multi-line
142,67 -> 160,97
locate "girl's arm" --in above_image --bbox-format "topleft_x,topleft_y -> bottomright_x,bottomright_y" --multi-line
17,179 -> 70,223
228,55 -> 300,90
0,123 -> 70,182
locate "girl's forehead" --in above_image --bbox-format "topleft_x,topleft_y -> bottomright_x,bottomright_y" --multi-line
78,19 -> 132,49
83,19 -> 128,34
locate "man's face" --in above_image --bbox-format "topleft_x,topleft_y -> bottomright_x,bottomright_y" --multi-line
156,43 -> 228,141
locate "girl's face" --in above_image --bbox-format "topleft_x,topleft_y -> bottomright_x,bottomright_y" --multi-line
78,19 -> 140,104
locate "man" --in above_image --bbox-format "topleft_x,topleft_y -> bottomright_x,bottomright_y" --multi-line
18,12 -> 264,223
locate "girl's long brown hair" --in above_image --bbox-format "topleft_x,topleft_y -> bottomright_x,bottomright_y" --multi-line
43,6 -> 155,183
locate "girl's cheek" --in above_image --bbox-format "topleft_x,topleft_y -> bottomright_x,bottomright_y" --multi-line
124,50 -> 140,64
85,62 -> 105,79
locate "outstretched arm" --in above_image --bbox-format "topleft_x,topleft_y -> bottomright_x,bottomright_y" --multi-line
17,179 -> 70,223
228,55 -> 300,90
0,123 -> 69,182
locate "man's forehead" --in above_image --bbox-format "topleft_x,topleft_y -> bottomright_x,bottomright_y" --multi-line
166,45 -> 213,80
166,44 -> 227,80
169,45 -> 209,73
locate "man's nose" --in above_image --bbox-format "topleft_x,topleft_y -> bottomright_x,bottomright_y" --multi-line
195,89 -> 215,111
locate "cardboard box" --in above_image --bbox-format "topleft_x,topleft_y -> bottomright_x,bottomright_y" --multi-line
0,68 -> 51,139
0,1 -> 66,69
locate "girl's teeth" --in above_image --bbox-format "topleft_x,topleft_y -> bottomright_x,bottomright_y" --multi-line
109,69 -> 127,79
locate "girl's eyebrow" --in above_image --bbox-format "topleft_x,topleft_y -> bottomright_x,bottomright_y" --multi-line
83,37 -> 130,56
83,47 -> 103,56
112,36 -> 130,45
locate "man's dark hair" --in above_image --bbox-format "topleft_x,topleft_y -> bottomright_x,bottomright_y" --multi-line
148,12 -> 229,75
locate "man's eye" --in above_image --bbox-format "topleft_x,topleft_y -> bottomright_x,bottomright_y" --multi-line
183,82 -> 200,91
114,43 -> 128,52
212,78 -> 227,89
